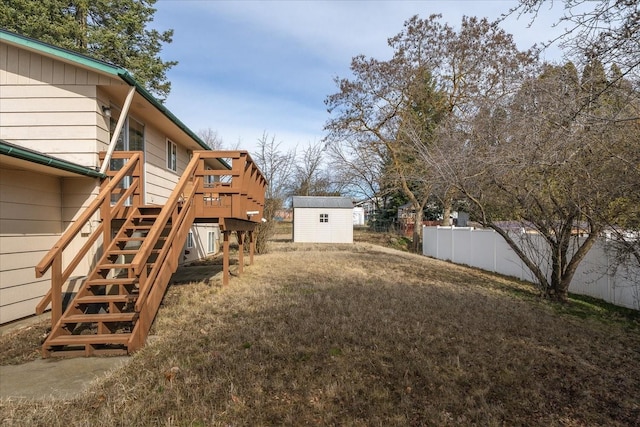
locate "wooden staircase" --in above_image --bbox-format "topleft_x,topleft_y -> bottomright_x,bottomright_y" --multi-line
35,150 -> 266,358
42,206 -> 177,357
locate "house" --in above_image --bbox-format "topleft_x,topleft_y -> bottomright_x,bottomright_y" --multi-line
292,196 -> 353,244
0,29 -> 266,357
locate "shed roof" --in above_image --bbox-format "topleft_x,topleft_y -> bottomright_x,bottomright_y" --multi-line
292,196 -> 353,209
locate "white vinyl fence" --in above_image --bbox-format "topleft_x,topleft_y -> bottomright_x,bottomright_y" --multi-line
423,226 -> 640,310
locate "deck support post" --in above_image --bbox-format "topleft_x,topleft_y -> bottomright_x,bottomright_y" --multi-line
249,230 -> 255,265
51,255 -> 62,326
222,230 -> 231,286
237,231 -> 245,275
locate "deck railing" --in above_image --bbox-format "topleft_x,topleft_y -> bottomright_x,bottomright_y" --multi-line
34,150 -> 265,338
192,150 -> 267,222
35,152 -> 143,326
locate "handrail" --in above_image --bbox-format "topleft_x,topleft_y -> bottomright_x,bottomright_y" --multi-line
35,153 -> 141,277
34,152 -> 142,323
131,153 -> 200,275
135,176 -> 201,311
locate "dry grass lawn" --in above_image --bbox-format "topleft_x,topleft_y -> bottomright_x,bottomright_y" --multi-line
1,234 -> 639,426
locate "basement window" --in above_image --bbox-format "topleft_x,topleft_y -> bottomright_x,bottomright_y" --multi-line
167,139 -> 177,172
186,232 -> 194,248
208,231 -> 216,253
320,213 -> 329,223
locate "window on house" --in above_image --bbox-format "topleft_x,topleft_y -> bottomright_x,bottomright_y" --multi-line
320,213 -> 329,223
205,166 -> 216,187
109,112 -> 145,205
186,232 -> 194,249
109,113 -> 145,168
167,139 -> 177,172
208,231 -> 216,253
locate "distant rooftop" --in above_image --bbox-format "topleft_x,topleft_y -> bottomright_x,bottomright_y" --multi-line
292,196 -> 353,209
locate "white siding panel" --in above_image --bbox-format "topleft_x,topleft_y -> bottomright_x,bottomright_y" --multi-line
0,44 -> 120,169
29,52 -> 42,82
3,45 -> 19,84
60,178 -> 101,276
1,84 -> 97,98
293,208 -> 353,244
17,48 -> 31,84
0,169 -> 62,323
181,224 -> 220,265
1,235 -> 60,253
0,111 -> 96,126
0,42 -> 7,85
1,122 -> 97,139
0,273 -> 51,306
143,127 -> 184,205
0,287 -> 49,324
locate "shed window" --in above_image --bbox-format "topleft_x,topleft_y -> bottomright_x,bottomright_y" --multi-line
320,213 -> 329,223
167,139 -> 177,172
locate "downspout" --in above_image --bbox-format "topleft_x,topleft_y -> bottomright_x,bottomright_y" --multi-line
99,85 -> 136,174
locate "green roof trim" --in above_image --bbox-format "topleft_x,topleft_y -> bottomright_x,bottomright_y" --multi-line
0,28 -> 211,151
0,140 -> 106,178
0,28 -> 125,77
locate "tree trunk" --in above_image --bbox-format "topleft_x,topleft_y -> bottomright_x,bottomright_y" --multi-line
441,201 -> 451,226
412,206 -> 423,253
550,228 -> 601,302
74,1 -> 88,50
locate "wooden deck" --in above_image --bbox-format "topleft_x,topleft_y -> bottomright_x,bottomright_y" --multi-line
35,150 -> 266,358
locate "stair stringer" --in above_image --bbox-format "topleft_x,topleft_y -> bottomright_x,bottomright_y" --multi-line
128,202 -> 196,351
41,207 -> 147,357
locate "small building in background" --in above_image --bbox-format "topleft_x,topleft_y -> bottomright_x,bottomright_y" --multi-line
353,207 -> 365,226
292,196 -> 353,243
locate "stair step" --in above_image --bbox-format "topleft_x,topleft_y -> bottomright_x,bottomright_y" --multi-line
46,333 -> 132,346
62,313 -> 138,324
109,249 -> 159,256
75,295 -> 137,304
97,263 -> 134,270
139,207 -> 162,214
86,278 -> 138,286
118,236 -> 167,242
126,225 -> 154,230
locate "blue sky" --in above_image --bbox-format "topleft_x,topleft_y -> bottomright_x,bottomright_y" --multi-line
151,0 -> 566,155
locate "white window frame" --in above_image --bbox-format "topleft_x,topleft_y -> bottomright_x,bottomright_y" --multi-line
208,231 -> 216,253
320,213 -> 329,223
167,139 -> 177,172
186,231 -> 194,249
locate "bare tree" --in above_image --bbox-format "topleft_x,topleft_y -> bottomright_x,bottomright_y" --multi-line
291,141 -> 338,197
325,15 -> 536,251
197,128 -> 224,150
327,136 -> 387,209
252,132 -> 296,253
412,58 -> 639,302
512,0 -> 639,97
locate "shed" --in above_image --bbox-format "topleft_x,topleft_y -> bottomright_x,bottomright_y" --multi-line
292,196 -> 353,243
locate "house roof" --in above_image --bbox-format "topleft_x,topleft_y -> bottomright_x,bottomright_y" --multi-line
0,28 -> 211,152
0,139 -> 106,178
292,196 -> 353,209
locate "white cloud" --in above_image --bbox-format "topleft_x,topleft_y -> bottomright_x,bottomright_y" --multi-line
153,1 -> 570,157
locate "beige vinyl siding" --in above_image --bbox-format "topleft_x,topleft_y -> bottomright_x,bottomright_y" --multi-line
0,169 -> 61,323
0,42 -> 122,168
0,167 -> 100,323
61,178 -> 102,278
143,127 -> 191,205
293,208 -> 354,244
